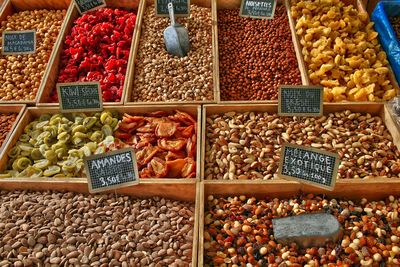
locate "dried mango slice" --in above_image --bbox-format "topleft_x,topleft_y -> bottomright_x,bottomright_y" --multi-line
156,122 -> 177,137
149,157 -> 168,178
158,138 -> 186,152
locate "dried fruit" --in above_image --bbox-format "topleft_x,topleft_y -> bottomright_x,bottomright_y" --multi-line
49,8 -> 136,103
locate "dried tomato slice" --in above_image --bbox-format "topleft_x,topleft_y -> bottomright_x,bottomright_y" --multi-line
186,137 -> 196,158
156,122 -> 177,137
114,130 -> 132,140
123,114 -> 144,123
158,138 -> 187,152
140,168 -> 153,178
136,124 -> 155,133
176,125 -> 194,138
119,121 -> 144,132
166,151 -> 186,161
149,157 -> 168,178
181,158 -> 196,178
136,144 -> 159,166
169,110 -> 196,126
166,159 -> 187,178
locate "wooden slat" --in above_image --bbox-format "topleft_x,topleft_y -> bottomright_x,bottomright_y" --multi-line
0,105 -> 202,181
124,0 -> 218,105
0,104 -> 25,161
36,1 -> 141,107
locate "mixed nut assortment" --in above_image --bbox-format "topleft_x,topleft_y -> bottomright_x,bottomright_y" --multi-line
291,0 -> 396,102
204,194 -> 400,266
132,5 -> 214,102
218,6 -> 302,101
49,8 -> 136,103
0,9 -> 65,101
205,110 -> 400,180
0,191 -> 195,266
0,114 -> 17,148
1,110 -> 197,179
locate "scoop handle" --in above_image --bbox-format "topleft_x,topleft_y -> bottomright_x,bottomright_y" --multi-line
168,2 -> 176,26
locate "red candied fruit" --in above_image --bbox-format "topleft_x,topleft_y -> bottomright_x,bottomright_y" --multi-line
50,8 -> 136,102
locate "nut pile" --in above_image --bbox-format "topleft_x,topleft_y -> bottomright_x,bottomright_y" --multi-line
218,7 -> 302,101
390,17 -> 400,40
116,110 -> 197,179
0,114 -> 17,147
204,194 -> 400,266
1,111 -> 120,178
49,8 -> 136,103
0,10 -> 65,101
205,110 -> 400,180
291,0 -> 396,102
132,5 -> 214,102
0,191 -> 194,266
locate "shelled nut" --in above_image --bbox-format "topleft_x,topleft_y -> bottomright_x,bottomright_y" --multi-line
205,110 -> 400,180
218,6 -> 302,101
291,0 -> 396,102
0,10 -> 65,101
0,191 -> 194,266
204,194 -> 400,266
132,5 -> 214,102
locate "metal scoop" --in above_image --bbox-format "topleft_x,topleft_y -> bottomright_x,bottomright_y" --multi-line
163,2 -> 190,57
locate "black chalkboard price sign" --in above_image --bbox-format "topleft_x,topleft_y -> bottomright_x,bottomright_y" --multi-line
156,0 -> 190,17
2,30 -> 36,55
57,82 -> 103,113
85,148 -> 139,193
239,0 -> 276,19
278,143 -> 340,191
74,0 -> 106,14
278,85 -> 323,117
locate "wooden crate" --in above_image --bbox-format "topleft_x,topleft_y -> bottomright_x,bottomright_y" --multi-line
287,0 -> 400,101
0,105 -> 202,181
0,179 -> 199,267
198,180 -> 400,266
123,0 -> 219,105
201,102 -> 400,182
0,0 -> 70,105
0,104 -> 25,160
215,0 -> 309,104
36,0 -> 142,107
